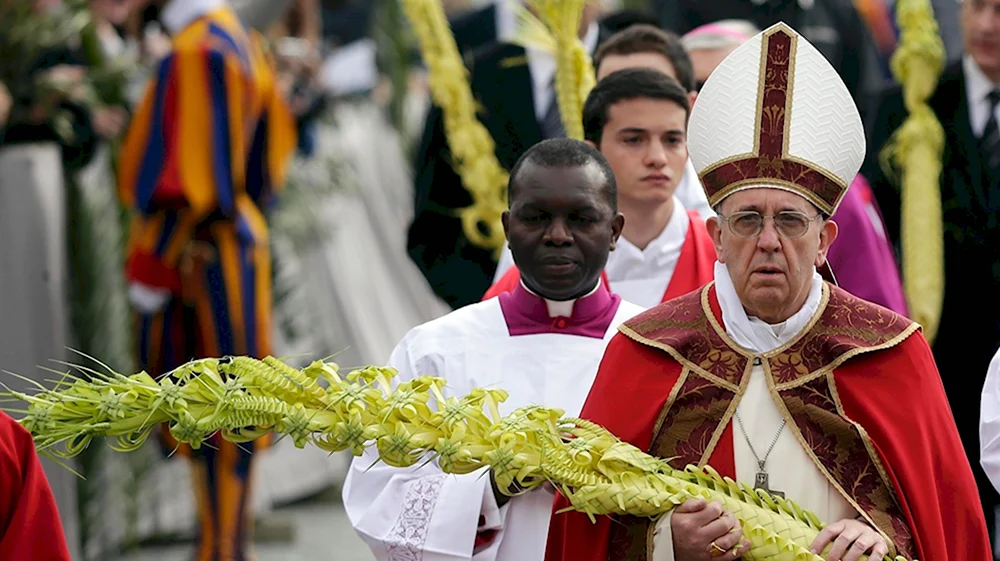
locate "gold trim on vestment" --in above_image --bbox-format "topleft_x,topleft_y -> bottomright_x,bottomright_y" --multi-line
700,361 -> 753,466
618,322 -> 742,394
826,370 -> 903,557
762,360 -> 898,557
651,366 -> 691,441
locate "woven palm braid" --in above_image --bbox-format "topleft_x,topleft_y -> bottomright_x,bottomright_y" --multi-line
4,356 -> 910,561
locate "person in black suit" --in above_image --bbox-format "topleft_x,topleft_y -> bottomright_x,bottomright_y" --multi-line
450,1 -> 504,55
408,5 -> 607,308
866,0 -> 1000,544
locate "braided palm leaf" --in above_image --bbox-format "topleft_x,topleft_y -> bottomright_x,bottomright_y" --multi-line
3,356 -> 911,561
878,0 -> 946,343
513,0 -> 596,140
400,0 -> 509,255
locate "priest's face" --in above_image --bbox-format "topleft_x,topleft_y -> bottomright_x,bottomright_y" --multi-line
596,97 -> 688,211
707,188 -> 838,324
503,162 -> 624,301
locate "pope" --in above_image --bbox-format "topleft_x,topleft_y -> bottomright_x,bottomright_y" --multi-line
545,22 -> 990,561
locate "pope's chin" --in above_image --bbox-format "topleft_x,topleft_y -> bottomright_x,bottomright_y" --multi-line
744,284 -> 789,309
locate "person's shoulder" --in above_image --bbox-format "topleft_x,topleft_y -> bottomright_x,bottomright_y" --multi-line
467,41 -> 527,75
400,299 -> 505,348
0,411 -> 32,473
623,288 -> 705,328
451,3 -> 496,33
824,286 -> 926,365
614,300 -> 647,325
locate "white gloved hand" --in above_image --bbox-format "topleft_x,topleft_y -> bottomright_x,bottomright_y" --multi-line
128,282 -> 172,314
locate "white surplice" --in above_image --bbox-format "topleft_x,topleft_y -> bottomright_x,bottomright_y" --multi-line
651,263 -> 857,560
979,346 -> 1000,494
343,294 -> 644,561
493,197 -> 691,309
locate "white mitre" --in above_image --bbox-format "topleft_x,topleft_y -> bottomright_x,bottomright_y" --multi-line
687,22 -> 865,216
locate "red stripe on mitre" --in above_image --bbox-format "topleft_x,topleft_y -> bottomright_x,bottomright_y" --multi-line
699,26 -> 845,214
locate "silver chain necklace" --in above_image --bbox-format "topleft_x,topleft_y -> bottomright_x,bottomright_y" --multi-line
734,410 -> 786,498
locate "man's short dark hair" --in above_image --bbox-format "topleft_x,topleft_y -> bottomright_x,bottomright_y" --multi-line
508,138 -> 618,213
583,68 -> 691,146
597,10 -> 661,35
593,24 -> 695,92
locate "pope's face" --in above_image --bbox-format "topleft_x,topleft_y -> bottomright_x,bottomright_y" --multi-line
707,188 -> 837,323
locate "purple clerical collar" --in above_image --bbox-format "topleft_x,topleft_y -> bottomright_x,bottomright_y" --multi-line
498,281 -> 622,339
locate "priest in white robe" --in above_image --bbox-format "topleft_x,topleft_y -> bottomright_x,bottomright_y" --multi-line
546,23 -> 989,561
980,347 -> 1000,494
342,138 -> 644,561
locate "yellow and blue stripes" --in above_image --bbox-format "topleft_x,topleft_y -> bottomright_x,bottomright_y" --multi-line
119,7 -> 294,561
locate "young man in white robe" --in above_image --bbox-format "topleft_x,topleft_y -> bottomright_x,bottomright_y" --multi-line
342,138 -> 645,561
485,67 -> 718,309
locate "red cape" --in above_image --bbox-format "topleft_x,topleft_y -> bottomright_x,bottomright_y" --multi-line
483,210 -> 716,303
0,412 -> 72,561
545,286 -> 989,561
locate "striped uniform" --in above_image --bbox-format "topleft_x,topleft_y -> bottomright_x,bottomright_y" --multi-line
117,6 -> 296,561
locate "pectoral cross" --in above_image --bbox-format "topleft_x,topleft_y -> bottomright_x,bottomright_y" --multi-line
754,471 -> 784,498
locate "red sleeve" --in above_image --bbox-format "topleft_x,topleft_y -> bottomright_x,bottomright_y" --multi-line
545,334 -> 683,561
0,413 -> 72,561
835,334 -> 991,560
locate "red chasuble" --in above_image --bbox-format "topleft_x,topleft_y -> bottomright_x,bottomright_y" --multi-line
0,412 -> 72,560
482,210 -> 716,303
545,284 -> 989,561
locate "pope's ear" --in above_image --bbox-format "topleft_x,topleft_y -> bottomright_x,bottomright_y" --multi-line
706,216 -> 725,263
585,139 -> 597,150
815,219 -> 838,267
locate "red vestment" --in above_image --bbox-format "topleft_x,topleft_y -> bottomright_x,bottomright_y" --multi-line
545,284 -> 989,561
482,210 -> 715,303
0,412 -> 71,561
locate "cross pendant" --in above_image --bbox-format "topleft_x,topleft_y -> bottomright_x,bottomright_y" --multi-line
754,471 -> 784,498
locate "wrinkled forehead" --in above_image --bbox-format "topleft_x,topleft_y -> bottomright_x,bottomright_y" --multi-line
718,186 -> 820,214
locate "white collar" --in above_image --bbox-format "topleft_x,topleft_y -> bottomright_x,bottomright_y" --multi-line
965,54 -> 998,104
964,54 -> 1000,135
613,197 -> 690,265
520,279 -> 600,317
526,20 -> 600,83
713,261 -> 823,354
495,0 -> 520,43
162,0 -> 227,35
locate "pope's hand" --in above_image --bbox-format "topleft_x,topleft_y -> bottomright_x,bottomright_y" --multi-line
665,498 -> 751,561
809,518 -> 888,561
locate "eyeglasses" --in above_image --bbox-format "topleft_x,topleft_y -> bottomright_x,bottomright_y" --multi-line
718,210 -> 822,239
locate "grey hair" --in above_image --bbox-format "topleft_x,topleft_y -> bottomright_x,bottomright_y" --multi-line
681,19 -> 761,52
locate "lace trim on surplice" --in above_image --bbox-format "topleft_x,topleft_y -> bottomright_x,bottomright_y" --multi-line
385,475 -> 447,561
